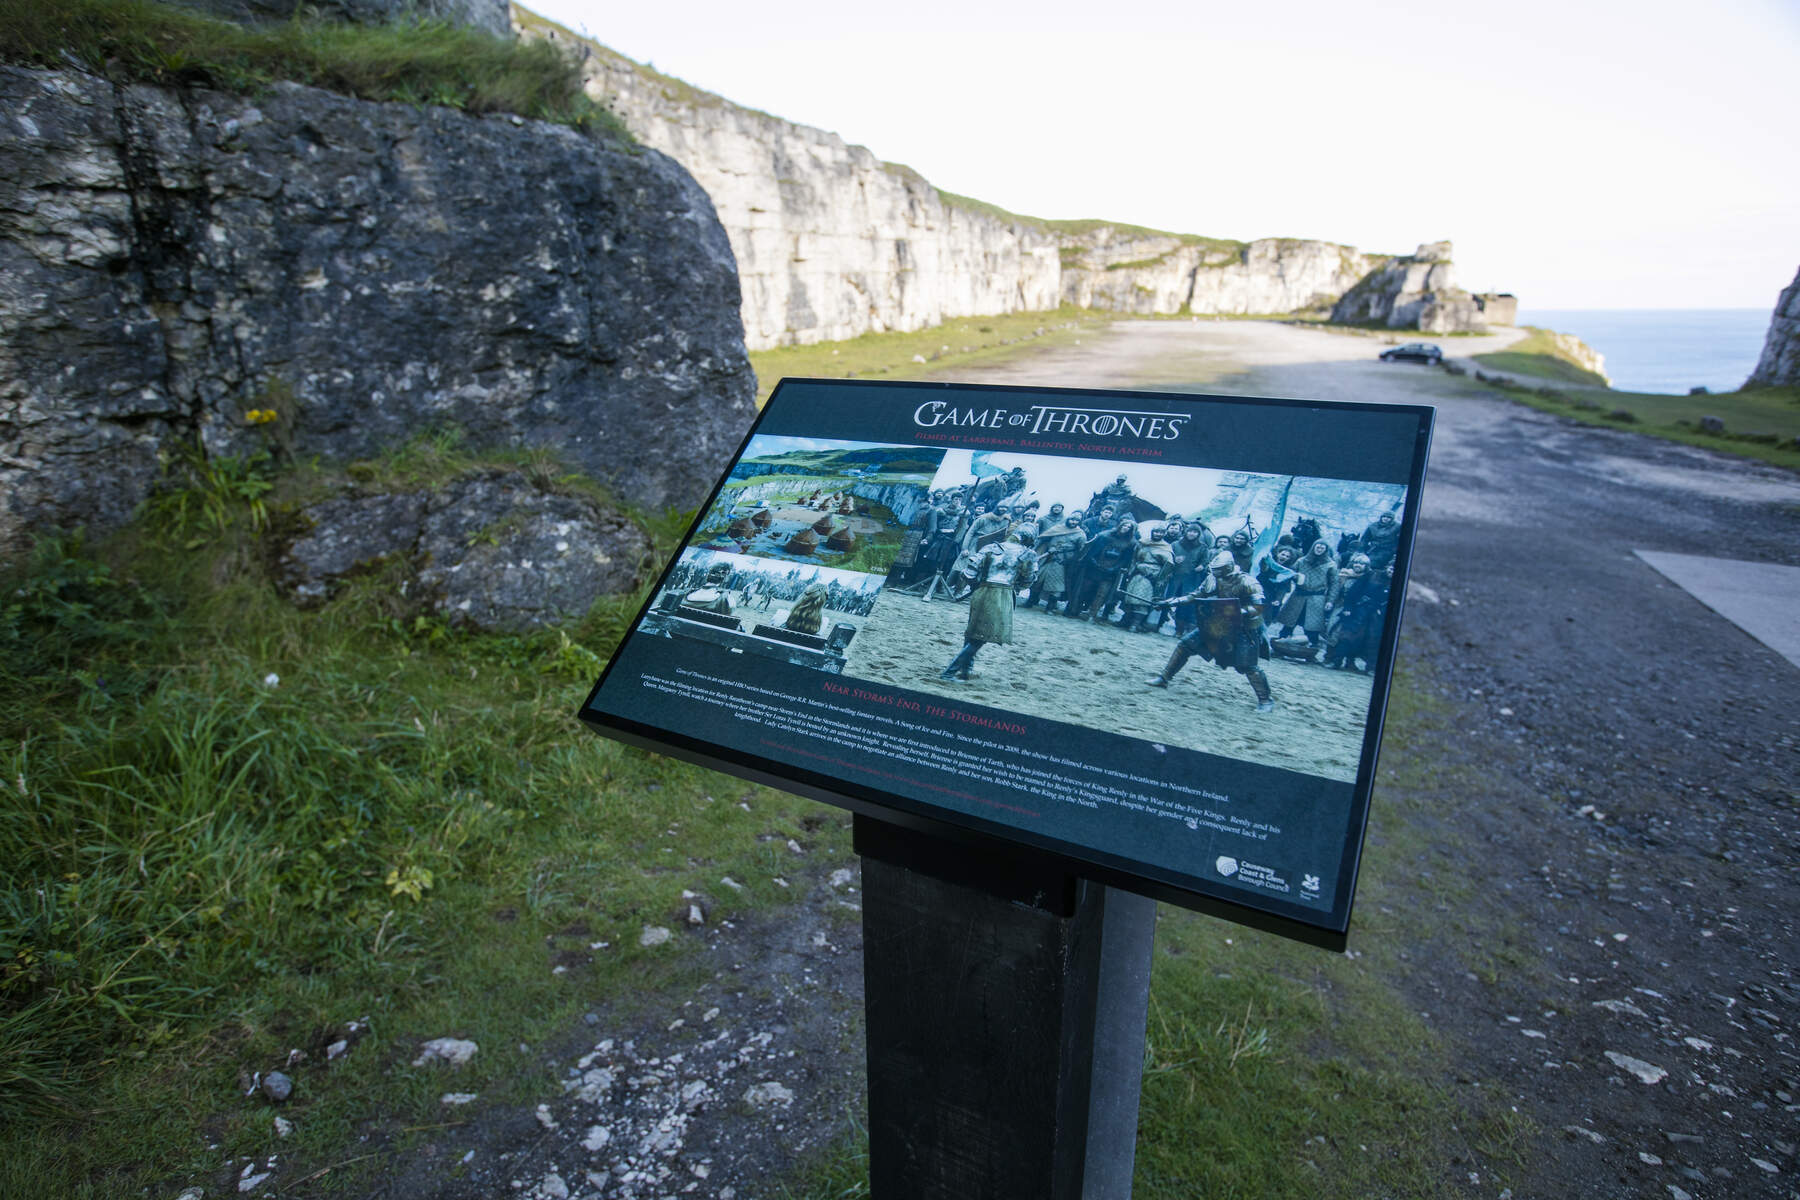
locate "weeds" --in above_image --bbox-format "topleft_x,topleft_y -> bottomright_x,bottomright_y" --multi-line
0,0 -> 627,138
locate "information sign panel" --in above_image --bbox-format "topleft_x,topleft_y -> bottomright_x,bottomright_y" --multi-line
580,379 -> 1433,948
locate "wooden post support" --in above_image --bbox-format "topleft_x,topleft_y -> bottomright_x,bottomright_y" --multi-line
856,816 -> 1157,1200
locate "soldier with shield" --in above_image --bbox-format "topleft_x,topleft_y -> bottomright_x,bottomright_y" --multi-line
1144,552 -> 1275,712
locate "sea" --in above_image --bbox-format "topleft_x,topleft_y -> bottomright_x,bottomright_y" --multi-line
1515,308 -> 1770,395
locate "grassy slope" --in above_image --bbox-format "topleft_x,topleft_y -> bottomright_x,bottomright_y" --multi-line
0,0 -> 624,136
0,444 -> 854,1195
1471,327 -> 1608,386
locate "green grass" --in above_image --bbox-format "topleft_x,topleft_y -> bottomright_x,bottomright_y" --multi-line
0,454 -> 851,1194
779,657 -> 1527,1199
1471,326 -> 1609,386
0,0 -> 626,137
1486,380 -> 1800,472
747,307 -> 1124,405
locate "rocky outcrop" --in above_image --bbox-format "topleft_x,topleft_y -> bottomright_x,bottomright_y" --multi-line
1060,230 -> 1381,316
520,13 -> 1456,349
850,481 -> 924,529
1329,241 -> 1486,332
174,0 -> 511,37
1541,330 -> 1609,385
554,30 -> 1059,349
278,471 -> 650,630
0,63 -> 755,556
1747,264 -> 1800,388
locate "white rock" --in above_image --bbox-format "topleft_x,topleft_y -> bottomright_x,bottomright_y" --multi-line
440,1092 -> 479,1105
176,1189 -> 205,1200
702,1007 -> 720,1022
640,925 -> 672,947
536,1172 -> 569,1200
686,905 -> 704,926
413,1038 -> 478,1067
771,877 -> 789,889
1564,1125 -> 1605,1144
1592,999 -> 1649,1019
1751,1158 -> 1779,1174
237,1168 -> 270,1193
828,868 -> 854,887
1604,1051 -> 1667,1084
1668,1187 -> 1692,1200
581,1125 -> 611,1152
262,673 -> 280,688
743,1081 -> 794,1110
1683,1036 -> 1713,1051
786,839 -> 804,854
326,1040 -> 348,1060
272,1116 -> 293,1139
535,1104 -> 557,1130
1639,1152 -> 1663,1165
720,877 -> 744,892
911,354 -> 927,364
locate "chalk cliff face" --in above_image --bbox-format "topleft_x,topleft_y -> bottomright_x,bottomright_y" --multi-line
524,15 -> 1451,349
1060,230 -> 1380,316
1747,264 -> 1800,388
568,40 -> 1060,349
1329,241 -> 1484,332
0,64 -> 755,553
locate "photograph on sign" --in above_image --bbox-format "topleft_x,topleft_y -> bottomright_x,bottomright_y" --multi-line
581,379 -> 1433,945
686,435 -> 942,575
842,450 -> 1405,783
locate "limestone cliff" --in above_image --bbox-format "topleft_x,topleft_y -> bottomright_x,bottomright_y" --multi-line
1329,241 -> 1484,333
518,10 -> 1471,348
1747,264 -> 1800,388
0,63 -> 755,554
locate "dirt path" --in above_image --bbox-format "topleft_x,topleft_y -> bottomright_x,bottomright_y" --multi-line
945,319 -> 1800,1198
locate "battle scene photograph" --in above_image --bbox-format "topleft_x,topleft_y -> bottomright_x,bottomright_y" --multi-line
842,450 -> 1410,781
689,436 -> 943,576
637,547 -> 883,674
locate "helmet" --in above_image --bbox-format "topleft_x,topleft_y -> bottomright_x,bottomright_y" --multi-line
1209,552 -> 1237,572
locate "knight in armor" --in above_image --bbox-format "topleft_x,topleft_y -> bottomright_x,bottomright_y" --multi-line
1119,530 -> 1175,632
940,530 -> 1039,681
1277,540 -> 1341,648
1145,553 -> 1275,712
1360,511 -> 1401,570
959,502 -> 1010,555
1035,502 -> 1066,535
1028,514 -> 1086,610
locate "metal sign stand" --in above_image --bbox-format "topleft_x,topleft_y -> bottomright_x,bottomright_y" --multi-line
855,816 -> 1157,1199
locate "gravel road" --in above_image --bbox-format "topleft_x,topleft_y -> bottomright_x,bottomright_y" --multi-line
946,319 -> 1800,1199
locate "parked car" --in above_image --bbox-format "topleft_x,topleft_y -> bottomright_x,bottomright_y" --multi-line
1379,342 -> 1443,365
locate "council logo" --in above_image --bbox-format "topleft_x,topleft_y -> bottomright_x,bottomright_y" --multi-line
1215,856 -> 1239,877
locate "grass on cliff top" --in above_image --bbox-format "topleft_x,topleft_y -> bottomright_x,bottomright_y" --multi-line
1471,326 -> 1609,386
0,0 -> 626,137
747,306 -> 1123,406
1486,378 -> 1800,472
0,442 -> 855,1195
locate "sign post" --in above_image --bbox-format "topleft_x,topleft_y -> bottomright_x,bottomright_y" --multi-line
579,378 -> 1434,1192
856,815 -> 1155,1199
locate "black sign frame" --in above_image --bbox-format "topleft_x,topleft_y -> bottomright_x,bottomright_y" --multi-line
579,377 -> 1434,950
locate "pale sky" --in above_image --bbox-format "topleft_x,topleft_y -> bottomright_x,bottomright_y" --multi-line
526,0 -> 1799,310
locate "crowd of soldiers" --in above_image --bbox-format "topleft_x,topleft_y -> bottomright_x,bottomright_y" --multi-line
665,557 -> 881,617
908,470 -> 1404,710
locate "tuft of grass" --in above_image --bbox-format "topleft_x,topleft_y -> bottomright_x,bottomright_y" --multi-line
0,0 -> 627,137
1472,326 -> 1609,386
1485,379 -> 1800,472
0,450 -> 853,1192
